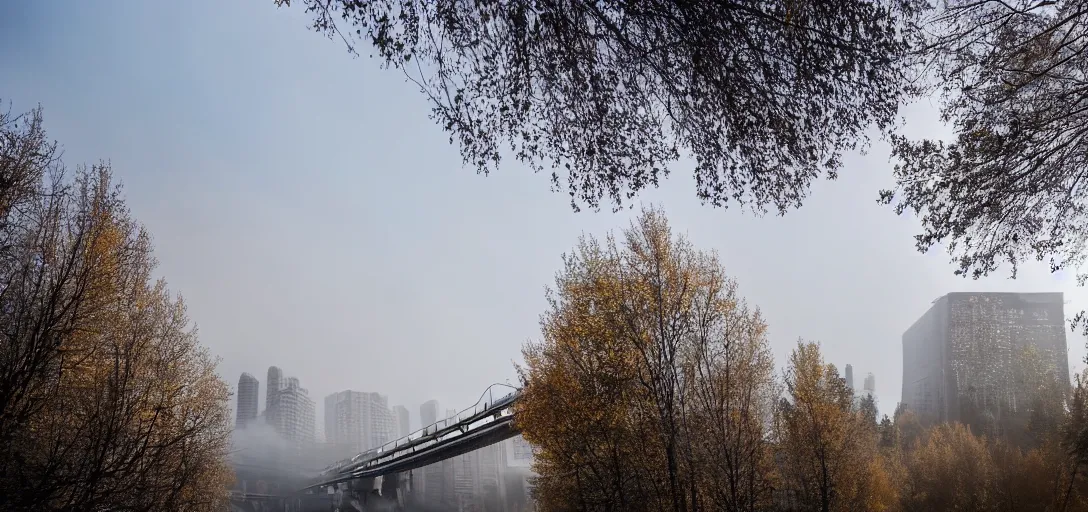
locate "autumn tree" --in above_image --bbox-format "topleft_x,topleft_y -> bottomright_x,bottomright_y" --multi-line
0,105 -> 87,461
518,230 -> 666,511
684,280 -> 778,512
515,204 -> 1088,512
900,423 -> 995,511
1059,371 -> 1088,511
892,418 -> 1085,512
990,439 -> 1079,512
891,405 -> 925,452
775,341 -> 887,512
1015,344 -> 1069,446
0,106 -> 232,511
277,0 -> 924,213
517,206 -> 776,512
858,394 -> 880,429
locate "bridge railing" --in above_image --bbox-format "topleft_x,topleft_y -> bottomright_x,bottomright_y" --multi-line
344,386 -> 517,470
351,396 -> 516,476
320,383 -> 521,477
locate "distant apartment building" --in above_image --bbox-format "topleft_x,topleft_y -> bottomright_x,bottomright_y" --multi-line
419,400 -> 445,505
863,373 -> 875,399
452,448 -> 481,511
421,400 -> 440,426
394,405 -> 411,438
445,408 -> 461,506
324,391 -> 395,454
277,377 -> 316,443
506,435 -> 534,468
502,465 -> 537,512
408,404 -> 536,511
415,401 -> 525,510
500,435 -> 537,510
902,292 -> 1070,430
266,366 -> 284,426
844,364 -> 854,393
477,441 -> 505,512
461,436 -> 535,511
236,372 -> 259,428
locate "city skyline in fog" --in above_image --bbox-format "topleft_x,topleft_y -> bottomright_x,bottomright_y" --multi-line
4,0 -> 1088,425
237,364 -> 515,440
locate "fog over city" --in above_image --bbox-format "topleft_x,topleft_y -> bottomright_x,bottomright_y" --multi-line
5,0 -> 1084,430
6,0 -> 1088,510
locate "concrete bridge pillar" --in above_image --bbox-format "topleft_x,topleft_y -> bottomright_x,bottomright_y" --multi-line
379,471 -> 413,508
332,474 -> 411,512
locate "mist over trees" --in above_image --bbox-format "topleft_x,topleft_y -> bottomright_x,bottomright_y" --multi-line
0,106 -> 232,511
4,0 -> 1088,507
516,207 -> 1088,512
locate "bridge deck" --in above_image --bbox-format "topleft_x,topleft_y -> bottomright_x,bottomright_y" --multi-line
304,386 -> 522,490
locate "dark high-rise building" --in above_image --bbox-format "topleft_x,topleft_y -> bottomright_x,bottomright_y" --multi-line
394,405 -> 410,438
902,292 -> 1069,429
844,364 -> 854,392
266,366 -> 283,425
236,373 -> 259,428
420,400 -> 440,426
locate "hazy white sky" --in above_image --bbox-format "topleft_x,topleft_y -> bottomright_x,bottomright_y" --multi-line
2,0 -> 1084,427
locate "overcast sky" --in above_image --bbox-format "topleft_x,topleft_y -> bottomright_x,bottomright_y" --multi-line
2,0 -> 1084,431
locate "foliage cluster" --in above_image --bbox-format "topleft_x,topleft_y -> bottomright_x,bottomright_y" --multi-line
0,106 -> 233,511
518,207 -> 1088,512
279,0 -> 923,213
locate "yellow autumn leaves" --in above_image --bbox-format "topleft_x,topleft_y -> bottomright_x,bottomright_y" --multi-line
516,206 -> 1088,512
776,341 -> 894,512
517,206 -> 778,511
0,109 -> 232,511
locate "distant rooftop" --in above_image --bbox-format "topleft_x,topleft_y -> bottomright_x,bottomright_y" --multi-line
931,291 -> 1063,304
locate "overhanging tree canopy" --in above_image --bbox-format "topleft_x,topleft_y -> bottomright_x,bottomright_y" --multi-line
883,1 -> 1088,300
278,0 -> 922,213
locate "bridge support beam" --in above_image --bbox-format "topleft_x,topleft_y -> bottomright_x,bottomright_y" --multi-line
380,471 -> 413,509
329,474 -> 414,512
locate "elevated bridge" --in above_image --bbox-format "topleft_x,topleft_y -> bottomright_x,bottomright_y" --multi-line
304,384 -> 522,491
